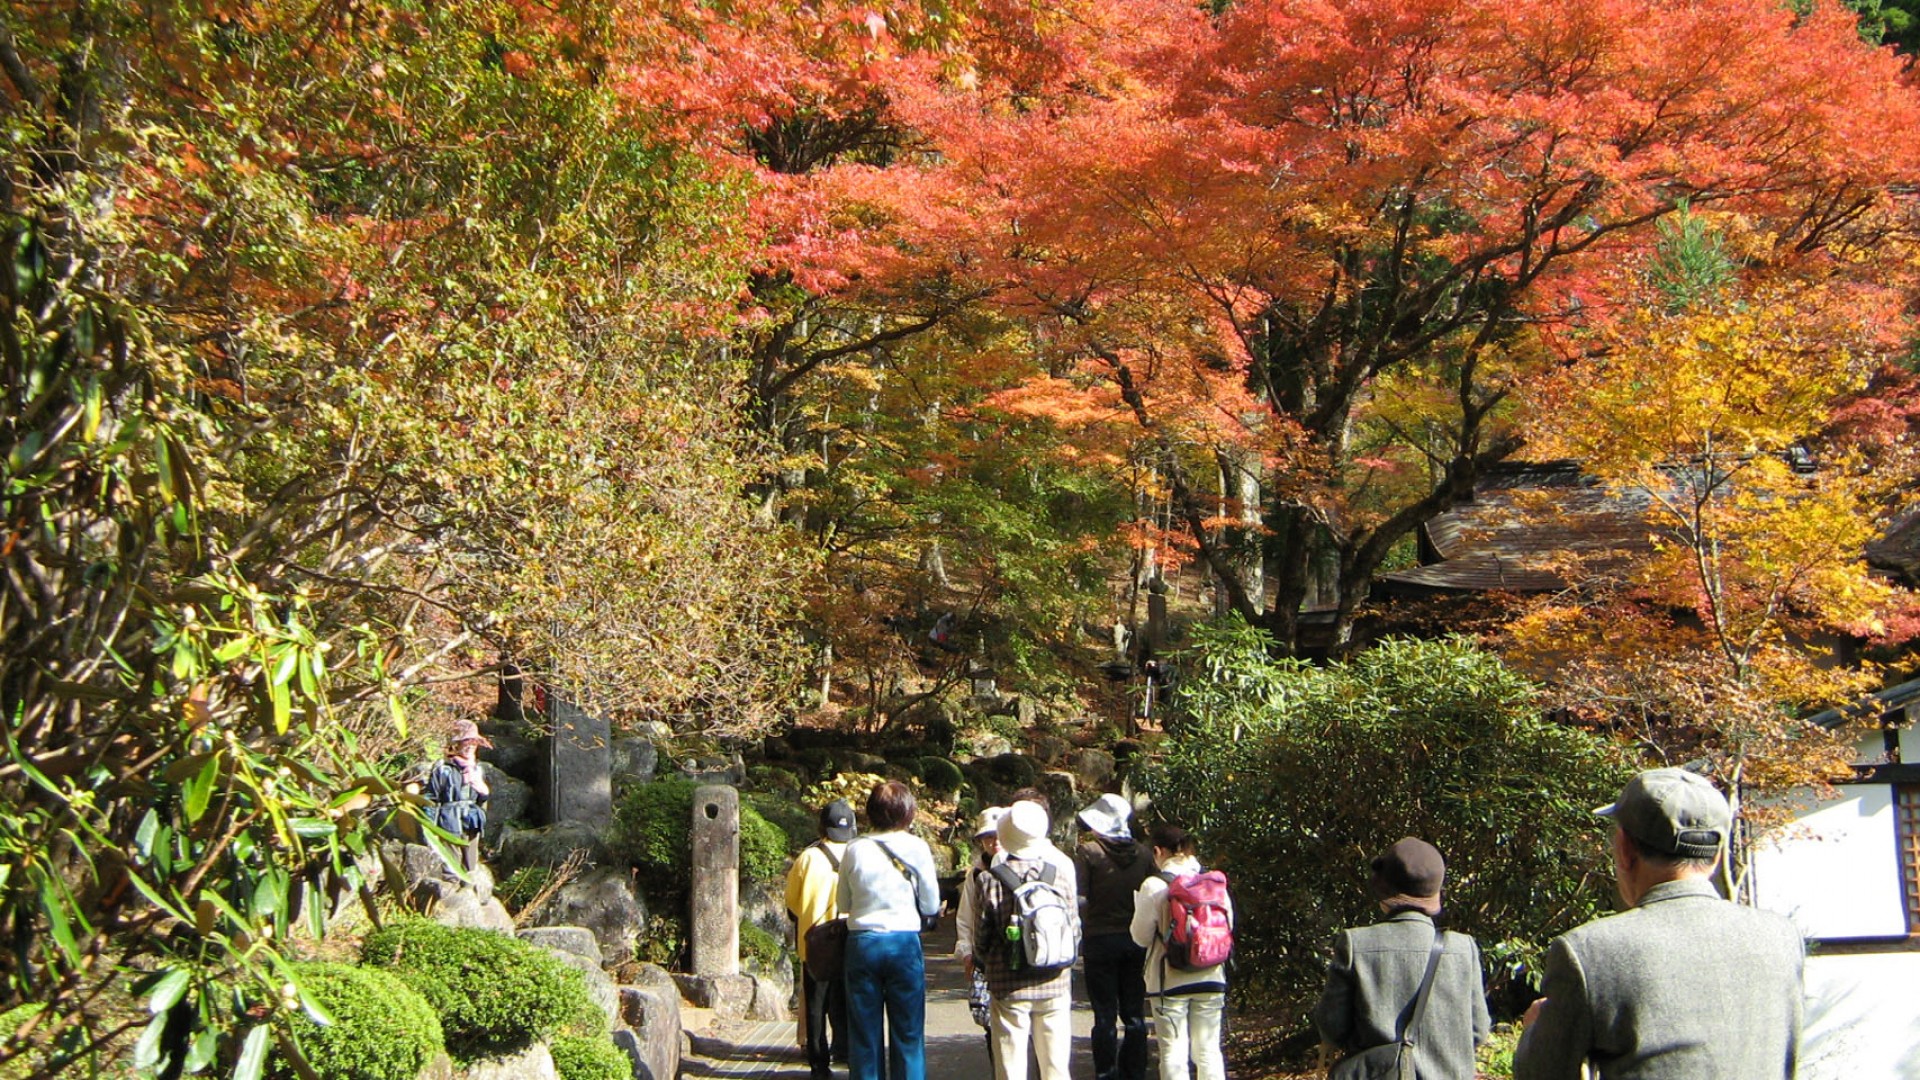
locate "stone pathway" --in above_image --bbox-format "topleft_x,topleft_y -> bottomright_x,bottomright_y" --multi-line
685,925 -> 1095,1080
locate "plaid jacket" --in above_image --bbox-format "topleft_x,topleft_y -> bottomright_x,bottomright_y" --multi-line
974,855 -> 1076,1002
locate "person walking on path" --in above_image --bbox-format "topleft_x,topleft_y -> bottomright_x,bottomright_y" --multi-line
1512,767 -> 1804,1080
1075,794 -> 1153,1080
979,800 -> 1081,1080
789,799 -> 858,1080
838,782 -> 943,1080
957,807 -> 1010,1068
1310,837 -> 1490,1080
1130,824 -> 1229,1080
424,719 -> 491,874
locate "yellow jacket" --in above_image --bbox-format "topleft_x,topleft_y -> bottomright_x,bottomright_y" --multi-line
785,840 -> 847,960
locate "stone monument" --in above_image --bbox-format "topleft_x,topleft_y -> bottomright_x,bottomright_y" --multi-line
545,694 -> 612,827
690,784 -> 739,977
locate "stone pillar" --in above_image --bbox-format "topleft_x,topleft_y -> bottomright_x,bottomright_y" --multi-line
1145,591 -> 1169,653
546,695 -> 612,827
690,784 -> 740,977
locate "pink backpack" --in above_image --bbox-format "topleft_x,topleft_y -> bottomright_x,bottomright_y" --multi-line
1162,870 -> 1233,971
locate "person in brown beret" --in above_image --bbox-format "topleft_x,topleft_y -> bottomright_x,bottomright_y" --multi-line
1311,838 -> 1490,1080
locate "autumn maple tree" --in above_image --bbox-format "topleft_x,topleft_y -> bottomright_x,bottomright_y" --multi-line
1500,205 -> 1920,884
858,0 -> 1920,653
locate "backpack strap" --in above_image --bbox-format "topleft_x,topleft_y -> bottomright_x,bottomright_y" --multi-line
1397,928 -> 1448,1047
988,861 -> 1026,895
812,840 -> 842,873
875,839 -> 938,917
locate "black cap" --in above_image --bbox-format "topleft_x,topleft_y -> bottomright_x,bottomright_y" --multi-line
820,799 -> 856,842
1370,837 -> 1446,916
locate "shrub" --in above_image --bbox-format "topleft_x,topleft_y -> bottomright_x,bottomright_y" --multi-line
1148,622 -> 1634,1020
360,920 -> 594,1059
272,963 -> 442,1080
497,865 -> 555,910
635,914 -> 687,968
915,756 -> 965,793
738,918 -> 784,975
614,779 -> 791,899
550,1034 -> 633,1080
747,791 -> 817,855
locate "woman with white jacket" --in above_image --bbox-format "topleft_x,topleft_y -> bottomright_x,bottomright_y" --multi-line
1130,824 -> 1231,1080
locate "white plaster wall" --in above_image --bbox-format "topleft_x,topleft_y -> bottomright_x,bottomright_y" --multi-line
1800,953 -> 1920,1080
1750,786 -> 1907,940
1899,722 -> 1920,763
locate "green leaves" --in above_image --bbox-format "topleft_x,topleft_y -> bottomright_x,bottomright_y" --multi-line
1151,628 -> 1634,1013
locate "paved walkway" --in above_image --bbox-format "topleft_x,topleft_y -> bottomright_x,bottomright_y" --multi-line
686,925 -> 1095,1080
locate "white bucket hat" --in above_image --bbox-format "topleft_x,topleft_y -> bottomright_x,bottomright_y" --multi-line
1077,793 -> 1133,841
997,800 -> 1052,858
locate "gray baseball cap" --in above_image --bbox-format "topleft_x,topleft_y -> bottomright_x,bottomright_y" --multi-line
1596,768 -> 1730,859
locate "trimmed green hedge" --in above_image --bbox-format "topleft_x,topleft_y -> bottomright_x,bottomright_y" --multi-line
273,962 -> 442,1080
361,920 -> 596,1059
550,1034 -> 633,1080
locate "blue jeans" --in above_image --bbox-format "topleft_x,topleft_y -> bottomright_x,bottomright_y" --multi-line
1084,932 -> 1148,1080
845,930 -> 926,1080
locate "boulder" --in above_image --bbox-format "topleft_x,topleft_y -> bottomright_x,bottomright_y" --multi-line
517,926 -> 601,963
482,732 -> 542,785
833,750 -> 888,774
414,1053 -> 455,1080
545,948 -> 619,1031
480,767 -> 533,843
459,1042 -> 556,1080
531,867 -> 647,965
962,733 -> 1013,761
1068,749 -> 1116,792
378,840 -> 445,897
1039,772 -> 1080,838
618,962 -> 680,999
420,881 -> 515,934
746,974 -> 791,1022
612,989 -> 681,1080
673,972 -> 756,1019
1029,734 -> 1071,765
612,737 -> 658,786
492,822 -> 610,876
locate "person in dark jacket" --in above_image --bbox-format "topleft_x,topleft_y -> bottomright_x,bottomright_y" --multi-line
1076,794 -> 1154,1080
1311,838 -> 1490,1080
424,719 -> 492,873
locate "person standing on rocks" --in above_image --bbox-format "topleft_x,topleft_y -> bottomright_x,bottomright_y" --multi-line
837,782 -> 942,1080
789,799 -> 857,1080
1075,794 -> 1153,1080
425,719 -> 491,874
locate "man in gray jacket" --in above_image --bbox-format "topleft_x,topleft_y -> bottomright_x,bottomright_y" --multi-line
1312,838 -> 1490,1080
1512,767 -> 1804,1080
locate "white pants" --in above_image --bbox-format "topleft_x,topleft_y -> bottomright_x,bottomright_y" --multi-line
1152,993 -> 1225,1080
991,995 -> 1073,1080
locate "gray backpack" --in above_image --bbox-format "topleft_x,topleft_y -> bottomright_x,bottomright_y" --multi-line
986,859 -> 1077,972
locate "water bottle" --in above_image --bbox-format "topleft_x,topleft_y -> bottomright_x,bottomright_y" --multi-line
1005,923 -> 1024,971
